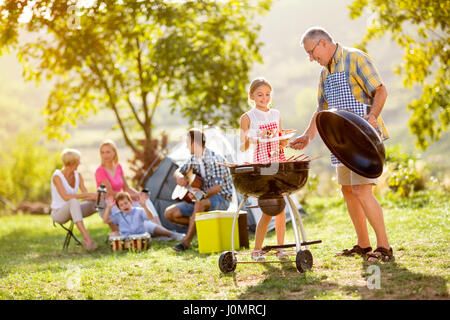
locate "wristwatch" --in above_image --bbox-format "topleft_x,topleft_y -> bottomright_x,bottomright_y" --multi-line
194,190 -> 207,201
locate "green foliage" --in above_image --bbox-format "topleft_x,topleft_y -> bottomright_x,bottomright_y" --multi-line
384,145 -> 426,197
296,171 -> 320,203
0,0 -> 272,153
0,0 -> 272,184
0,131 -> 61,206
348,0 -> 449,150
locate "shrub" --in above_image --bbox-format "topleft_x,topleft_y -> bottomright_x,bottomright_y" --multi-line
0,131 -> 61,207
385,145 -> 426,197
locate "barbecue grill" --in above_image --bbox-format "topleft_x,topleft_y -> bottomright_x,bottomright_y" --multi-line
218,160 -> 322,274
218,109 -> 387,273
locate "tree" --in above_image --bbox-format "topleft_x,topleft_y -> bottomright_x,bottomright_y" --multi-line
0,0 -> 271,184
348,0 -> 449,150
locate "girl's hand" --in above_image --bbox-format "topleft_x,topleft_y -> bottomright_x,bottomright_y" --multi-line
248,136 -> 258,145
279,138 -> 289,147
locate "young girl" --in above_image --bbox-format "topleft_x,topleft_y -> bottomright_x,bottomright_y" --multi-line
240,77 -> 288,261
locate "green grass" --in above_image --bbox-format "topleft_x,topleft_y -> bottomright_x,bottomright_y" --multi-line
0,191 -> 448,300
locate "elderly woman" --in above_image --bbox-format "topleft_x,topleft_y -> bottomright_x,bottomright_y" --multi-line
50,149 -> 98,251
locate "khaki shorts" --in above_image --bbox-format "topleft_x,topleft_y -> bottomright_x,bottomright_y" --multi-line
336,165 -> 377,186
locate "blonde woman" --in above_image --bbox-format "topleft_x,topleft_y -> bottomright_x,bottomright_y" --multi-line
50,149 -> 98,251
95,140 -> 181,240
95,139 -> 141,213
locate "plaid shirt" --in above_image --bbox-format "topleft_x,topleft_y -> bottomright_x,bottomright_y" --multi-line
317,44 -> 383,111
179,148 -> 233,202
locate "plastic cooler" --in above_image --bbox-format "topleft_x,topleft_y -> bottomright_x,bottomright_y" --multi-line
195,211 -> 240,254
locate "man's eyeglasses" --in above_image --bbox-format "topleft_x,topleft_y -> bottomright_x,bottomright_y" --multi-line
306,40 -> 321,59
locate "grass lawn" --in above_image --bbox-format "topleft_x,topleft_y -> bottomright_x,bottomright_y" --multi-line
0,192 -> 448,300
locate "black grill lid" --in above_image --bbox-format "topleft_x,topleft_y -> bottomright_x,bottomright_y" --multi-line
315,109 -> 385,178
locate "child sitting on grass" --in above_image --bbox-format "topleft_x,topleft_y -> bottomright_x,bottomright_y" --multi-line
104,191 -> 184,241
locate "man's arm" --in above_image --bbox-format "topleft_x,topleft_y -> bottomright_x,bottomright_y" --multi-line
365,84 -> 388,128
204,185 -> 222,198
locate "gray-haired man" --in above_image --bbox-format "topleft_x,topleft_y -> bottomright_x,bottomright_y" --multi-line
290,26 -> 393,262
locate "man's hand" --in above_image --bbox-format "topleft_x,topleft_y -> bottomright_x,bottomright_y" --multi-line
289,134 -> 310,150
364,113 -> 378,129
176,176 -> 188,187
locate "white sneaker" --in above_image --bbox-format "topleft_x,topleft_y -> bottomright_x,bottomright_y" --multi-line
171,232 -> 185,241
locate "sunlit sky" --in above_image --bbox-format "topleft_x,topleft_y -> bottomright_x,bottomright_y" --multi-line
16,0 -> 99,23
13,0 -> 234,23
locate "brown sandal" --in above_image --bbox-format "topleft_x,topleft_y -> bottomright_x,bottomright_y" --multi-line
366,247 -> 394,262
336,245 -> 372,257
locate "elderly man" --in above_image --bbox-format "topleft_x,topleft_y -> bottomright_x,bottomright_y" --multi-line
165,128 -> 234,251
290,26 -> 393,262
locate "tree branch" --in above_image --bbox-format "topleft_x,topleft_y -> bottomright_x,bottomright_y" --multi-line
149,83 -> 163,124
135,37 -> 150,141
116,75 -> 145,129
90,60 -> 139,155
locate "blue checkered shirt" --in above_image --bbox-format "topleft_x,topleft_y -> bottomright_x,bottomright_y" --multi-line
179,148 -> 233,202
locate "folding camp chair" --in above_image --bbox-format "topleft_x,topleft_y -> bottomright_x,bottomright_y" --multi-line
53,220 -> 82,250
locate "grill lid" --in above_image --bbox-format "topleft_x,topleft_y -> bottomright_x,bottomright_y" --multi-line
315,109 -> 385,178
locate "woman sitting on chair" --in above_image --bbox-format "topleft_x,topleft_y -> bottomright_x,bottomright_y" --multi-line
50,149 -> 98,251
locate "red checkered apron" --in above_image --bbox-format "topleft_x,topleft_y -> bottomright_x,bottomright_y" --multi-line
254,121 -> 286,164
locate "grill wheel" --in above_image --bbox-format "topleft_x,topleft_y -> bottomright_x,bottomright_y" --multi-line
219,251 -> 237,273
296,249 -> 313,273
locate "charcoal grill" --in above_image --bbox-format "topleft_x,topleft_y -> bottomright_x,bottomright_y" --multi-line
218,161 -> 322,274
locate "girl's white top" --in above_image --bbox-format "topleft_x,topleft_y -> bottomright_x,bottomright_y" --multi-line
244,107 -> 281,136
50,169 -> 80,209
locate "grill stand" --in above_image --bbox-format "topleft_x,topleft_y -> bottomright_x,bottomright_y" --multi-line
220,193 -> 321,274
231,195 -> 248,261
283,193 -> 307,251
